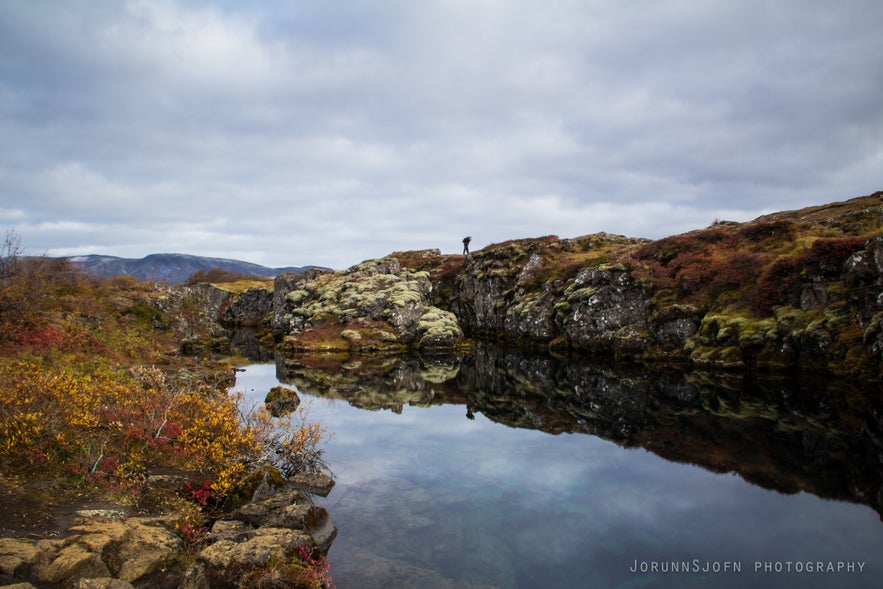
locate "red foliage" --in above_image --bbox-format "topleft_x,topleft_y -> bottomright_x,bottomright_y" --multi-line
14,326 -> 73,352
186,480 -> 217,508
751,238 -> 866,314
737,219 -> 796,243
801,237 -> 866,275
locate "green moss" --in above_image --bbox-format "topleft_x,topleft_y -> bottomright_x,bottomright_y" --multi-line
416,306 -> 463,349
223,465 -> 287,509
285,289 -> 311,305
214,280 -> 274,295
597,262 -> 628,272
690,345 -> 745,369
565,286 -> 598,303
389,284 -> 423,308
548,336 -> 570,355
735,317 -> 777,347
340,329 -> 362,341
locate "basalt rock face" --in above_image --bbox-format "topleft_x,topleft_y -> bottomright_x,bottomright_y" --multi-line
445,194 -> 883,376
260,192 -> 883,378
448,234 -> 697,361
219,287 -> 273,329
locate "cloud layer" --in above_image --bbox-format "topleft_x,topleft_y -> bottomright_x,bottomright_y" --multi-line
2,0 -> 881,268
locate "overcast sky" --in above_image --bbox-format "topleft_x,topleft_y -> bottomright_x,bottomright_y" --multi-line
1,0 -> 881,269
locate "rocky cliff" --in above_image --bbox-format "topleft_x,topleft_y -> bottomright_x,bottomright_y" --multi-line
257,192 -> 883,379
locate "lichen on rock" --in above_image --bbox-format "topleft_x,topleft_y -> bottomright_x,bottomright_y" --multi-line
273,255 -> 464,353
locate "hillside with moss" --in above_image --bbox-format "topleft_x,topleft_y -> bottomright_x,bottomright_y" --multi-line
269,191 -> 883,379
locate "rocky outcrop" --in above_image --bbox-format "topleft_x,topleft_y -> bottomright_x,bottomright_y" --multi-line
152,284 -> 236,356
271,256 -> 463,354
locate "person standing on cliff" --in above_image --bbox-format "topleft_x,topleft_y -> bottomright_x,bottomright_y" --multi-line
463,236 -> 472,256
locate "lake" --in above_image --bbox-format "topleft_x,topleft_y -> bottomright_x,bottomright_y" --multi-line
229,343 -> 883,588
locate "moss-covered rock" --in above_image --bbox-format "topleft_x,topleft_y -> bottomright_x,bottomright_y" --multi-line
690,345 -> 745,369
273,256 -> 465,355
265,385 -> 301,417
416,307 -> 463,352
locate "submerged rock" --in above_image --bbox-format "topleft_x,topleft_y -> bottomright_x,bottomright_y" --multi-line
265,385 -> 301,417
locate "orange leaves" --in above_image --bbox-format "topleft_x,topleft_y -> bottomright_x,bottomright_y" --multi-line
0,357 -> 332,504
0,362 -> 259,492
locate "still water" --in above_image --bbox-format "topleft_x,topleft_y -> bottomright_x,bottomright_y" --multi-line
230,345 -> 883,589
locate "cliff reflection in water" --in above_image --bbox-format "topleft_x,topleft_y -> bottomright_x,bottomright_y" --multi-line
276,343 -> 883,519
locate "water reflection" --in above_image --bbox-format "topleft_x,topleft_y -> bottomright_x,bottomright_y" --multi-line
228,343 -> 883,588
276,344 -> 883,519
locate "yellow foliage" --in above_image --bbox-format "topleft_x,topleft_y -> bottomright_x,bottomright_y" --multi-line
0,362 -> 261,493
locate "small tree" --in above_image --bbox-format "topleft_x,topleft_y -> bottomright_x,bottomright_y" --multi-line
0,230 -> 77,341
0,229 -> 23,283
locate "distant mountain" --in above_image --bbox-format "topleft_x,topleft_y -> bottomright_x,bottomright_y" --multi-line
66,253 -> 321,284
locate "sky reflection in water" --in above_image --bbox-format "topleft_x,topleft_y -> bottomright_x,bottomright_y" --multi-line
232,363 -> 883,589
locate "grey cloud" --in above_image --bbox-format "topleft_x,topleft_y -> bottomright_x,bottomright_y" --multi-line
1,0 -> 881,268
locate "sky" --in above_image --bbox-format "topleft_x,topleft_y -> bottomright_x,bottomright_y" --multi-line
1,0 -> 881,270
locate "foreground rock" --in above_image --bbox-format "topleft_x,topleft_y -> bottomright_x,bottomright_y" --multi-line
0,515 -> 181,588
0,469 -> 335,589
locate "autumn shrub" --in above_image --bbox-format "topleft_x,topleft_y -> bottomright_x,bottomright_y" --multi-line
185,267 -> 255,285
737,219 -> 796,245
0,363 -> 257,490
636,233 -> 706,266
234,546 -> 335,589
0,256 -> 68,341
239,400 -> 329,479
752,257 -> 800,314
702,251 -> 767,307
751,237 -> 867,314
798,237 -> 866,276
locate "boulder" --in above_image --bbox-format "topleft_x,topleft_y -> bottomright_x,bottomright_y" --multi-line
0,538 -> 41,579
265,385 -> 301,417
35,542 -> 111,585
415,307 -> 463,352
0,471 -> 335,589
288,472 -> 336,497
113,520 -> 181,584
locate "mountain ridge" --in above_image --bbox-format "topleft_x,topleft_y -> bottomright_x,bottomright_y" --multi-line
65,252 -> 323,284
